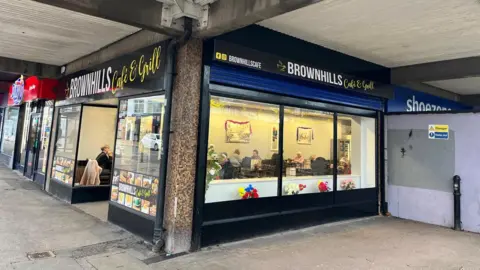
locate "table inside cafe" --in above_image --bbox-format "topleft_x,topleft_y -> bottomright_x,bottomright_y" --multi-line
205,159 -> 361,203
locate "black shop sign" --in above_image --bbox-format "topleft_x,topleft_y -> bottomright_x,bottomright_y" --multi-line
213,40 -> 393,99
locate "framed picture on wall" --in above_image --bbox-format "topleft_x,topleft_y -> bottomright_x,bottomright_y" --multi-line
225,120 -> 252,143
270,126 -> 278,151
297,127 -> 313,145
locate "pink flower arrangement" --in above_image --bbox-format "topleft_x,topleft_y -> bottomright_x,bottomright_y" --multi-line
340,179 -> 356,190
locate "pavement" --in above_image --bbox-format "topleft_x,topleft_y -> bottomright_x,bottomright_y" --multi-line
1,165 -> 480,269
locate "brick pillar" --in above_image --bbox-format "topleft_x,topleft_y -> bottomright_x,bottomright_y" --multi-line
163,38 -> 203,254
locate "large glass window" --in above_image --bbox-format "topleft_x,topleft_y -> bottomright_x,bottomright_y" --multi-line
204,96 -> 377,203
1,107 -> 19,157
51,106 -> 81,185
283,107 -> 334,195
337,114 -> 376,190
205,97 -> 280,203
111,95 -> 165,217
37,105 -> 54,174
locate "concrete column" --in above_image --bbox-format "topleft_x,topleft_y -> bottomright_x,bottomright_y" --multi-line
163,38 -> 203,254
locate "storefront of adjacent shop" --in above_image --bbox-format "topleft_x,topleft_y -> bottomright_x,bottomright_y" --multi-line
45,40 -> 169,239
387,86 -> 470,113
0,76 -> 58,188
192,26 -> 394,247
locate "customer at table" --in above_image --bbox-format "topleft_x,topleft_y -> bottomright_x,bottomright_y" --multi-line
251,149 -> 262,160
230,149 -> 242,168
293,152 -> 305,164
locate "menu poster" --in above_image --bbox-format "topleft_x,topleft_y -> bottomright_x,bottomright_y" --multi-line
125,194 -> 133,207
112,170 -> 120,185
51,156 -> 74,184
111,186 -> 119,201
110,169 -> 159,217
118,192 -> 125,205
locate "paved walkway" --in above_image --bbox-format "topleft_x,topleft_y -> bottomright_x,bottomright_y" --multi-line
1,165 -> 480,269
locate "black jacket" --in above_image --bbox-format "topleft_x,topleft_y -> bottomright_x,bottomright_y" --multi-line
96,152 -> 112,170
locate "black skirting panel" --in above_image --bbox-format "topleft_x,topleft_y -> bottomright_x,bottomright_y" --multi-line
108,202 -> 155,240
71,186 -> 111,204
201,188 -> 377,246
33,173 -> 46,189
49,179 -> 73,203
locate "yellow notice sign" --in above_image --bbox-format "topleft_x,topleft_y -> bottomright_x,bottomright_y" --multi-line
428,124 -> 449,140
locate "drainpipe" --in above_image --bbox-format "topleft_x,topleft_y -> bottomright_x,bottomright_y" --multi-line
153,18 -> 193,252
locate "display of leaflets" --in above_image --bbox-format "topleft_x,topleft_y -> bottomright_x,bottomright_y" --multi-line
110,169 -> 159,217
51,156 -> 74,184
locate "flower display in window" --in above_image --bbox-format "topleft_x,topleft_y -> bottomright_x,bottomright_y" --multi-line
284,183 -> 306,195
317,181 -> 330,192
238,184 -> 259,199
206,144 -> 222,191
340,179 -> 356,190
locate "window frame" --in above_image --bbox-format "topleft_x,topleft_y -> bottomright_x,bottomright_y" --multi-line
109,92 -> 166,221
192,66 -> 383,251
204,86 -> 378,203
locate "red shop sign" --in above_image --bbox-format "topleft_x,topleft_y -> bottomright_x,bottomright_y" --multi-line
8,76 -> 58,106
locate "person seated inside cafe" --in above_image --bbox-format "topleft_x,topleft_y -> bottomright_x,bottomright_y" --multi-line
292,152 -> 305,168
251,149 -> 262,160
230,149 -> 242,168
338,157 -> 351,174
96,144 -> 112,176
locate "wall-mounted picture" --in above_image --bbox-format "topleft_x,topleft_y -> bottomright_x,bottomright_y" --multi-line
297,127 -> 313,145
270,126 -> 279,151
225,120 -> 252,143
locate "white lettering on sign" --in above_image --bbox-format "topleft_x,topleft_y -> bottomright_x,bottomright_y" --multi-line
287,62 -> 343,87
69,67 -> 113,99
228,55 -> 261,69
406,95 -> 452,112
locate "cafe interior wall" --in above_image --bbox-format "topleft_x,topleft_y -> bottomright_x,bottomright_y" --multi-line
208,103 -> 374,180
77,106 -> 117,161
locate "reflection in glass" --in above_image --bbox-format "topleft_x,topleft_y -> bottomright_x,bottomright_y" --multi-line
111,95 -> 165,217
51,106 -> 81,185
37,105 -> 54,174
283,107 -> 334,195
337,114 -> 376,190
19,103 -> 32,166
1,107 -> 19,156
205,96 -> 280,203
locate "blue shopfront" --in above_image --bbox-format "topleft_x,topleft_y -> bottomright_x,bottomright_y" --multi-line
387,86 -> 469,113
192,26 -> 393,248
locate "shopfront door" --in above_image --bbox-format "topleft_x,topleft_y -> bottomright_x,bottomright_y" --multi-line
25,113 -> 41,178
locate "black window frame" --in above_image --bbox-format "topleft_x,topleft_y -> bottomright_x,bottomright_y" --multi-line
192,65 -> 382,249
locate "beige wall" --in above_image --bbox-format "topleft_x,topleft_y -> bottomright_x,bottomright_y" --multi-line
209,106 -> 334,161
77,106 -> 117,160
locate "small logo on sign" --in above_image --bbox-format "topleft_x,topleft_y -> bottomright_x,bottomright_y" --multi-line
277,61 -> 286,72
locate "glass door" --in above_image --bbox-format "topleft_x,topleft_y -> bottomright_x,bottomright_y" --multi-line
25,113 -> 41,178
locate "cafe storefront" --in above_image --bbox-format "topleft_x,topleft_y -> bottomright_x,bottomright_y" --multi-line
192,26 -> 393,247
45,40 -> 169,239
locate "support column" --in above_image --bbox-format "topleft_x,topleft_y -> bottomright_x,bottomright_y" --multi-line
163,38 -> 203,254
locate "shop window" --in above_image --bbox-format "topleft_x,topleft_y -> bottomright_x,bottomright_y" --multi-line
283,107 -> 334,195
37,105 -> 54,174
205,97 -> 280,203
111,95 -> 165,217
75,106 -> 117,187
337,115 -> 376,190
51,106 -> 81,185
19,103 -> 32,166
0,107 -> 19,157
